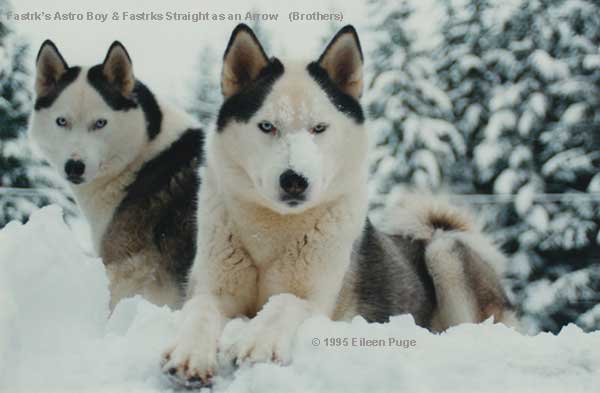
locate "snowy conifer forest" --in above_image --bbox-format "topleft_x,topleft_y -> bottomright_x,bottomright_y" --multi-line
0,0 -> 598,342
366,0 -> 600,334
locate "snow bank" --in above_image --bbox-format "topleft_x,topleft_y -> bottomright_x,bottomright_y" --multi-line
0,207 -> 177,393
1,206 -> 599,393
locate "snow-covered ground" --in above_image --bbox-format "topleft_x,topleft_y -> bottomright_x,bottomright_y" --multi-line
1,206 -> 599,393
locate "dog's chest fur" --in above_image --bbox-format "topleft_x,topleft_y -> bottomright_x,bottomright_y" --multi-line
228,201 -> 324,267
227,195 -> 365,271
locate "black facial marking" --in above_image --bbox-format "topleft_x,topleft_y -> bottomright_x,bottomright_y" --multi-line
216,58 -> 284,131
87,65 -> 163,140
306,62 -> 364,124
134,82 -> 162,140
34,67 -> 81,110
87,65 -> 137,110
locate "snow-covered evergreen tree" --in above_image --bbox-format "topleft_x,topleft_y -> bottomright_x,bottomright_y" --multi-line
366,0 -> 463,210
473,0 -> 600,332
0,0 -> 74,228
436,0 -> 511,192
187,45 -> 221,129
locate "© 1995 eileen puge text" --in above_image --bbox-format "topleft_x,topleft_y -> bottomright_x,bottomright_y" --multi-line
313,337 -> 418,348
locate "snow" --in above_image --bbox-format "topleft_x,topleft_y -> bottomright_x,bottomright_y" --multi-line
494,169 -> 520,195
458,54 -> 483,73
526,205 -> 549,233
484,109 -> 517,140
489,84 -> 522,111
509,252 -> 533,279
529,50 -> 570,81
411,149 -> 441,188
515,182 -> 537,215
473,141 -> 502,179
0,45 -> 8,76
541,211 -> 596,250
578,304 -> 600,331
524,268 -> 599,326
542,148 -> 593,181
484,49 -> 518,79
415,79 -> 452,113
462,103 -> 482,134
403,117 -> 463,157
508,145 -> 532,169
582,54 -> 600,70
528,93 -> 547,118
588,174 -> 600,193
2,206 -> 600,392
561,103 -> 588,125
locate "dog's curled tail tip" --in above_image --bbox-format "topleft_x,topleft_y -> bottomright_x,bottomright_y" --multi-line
380,193 -> 476,241
425,204 -> 473,233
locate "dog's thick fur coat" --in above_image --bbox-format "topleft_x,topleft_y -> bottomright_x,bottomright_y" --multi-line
162,24 -> 516,388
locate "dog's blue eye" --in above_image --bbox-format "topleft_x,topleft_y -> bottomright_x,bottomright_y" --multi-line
94,119 -> 107,130
312,123 -> 328,134
258,121 -> 276,134
56,117 -> 67,127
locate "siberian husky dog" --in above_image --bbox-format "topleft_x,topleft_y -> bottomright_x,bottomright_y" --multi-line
29,41 -> 203,309
162,24 -> 516,387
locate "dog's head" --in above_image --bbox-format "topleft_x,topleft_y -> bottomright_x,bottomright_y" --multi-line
29,41 -> 152,187
211,24 -> 367,214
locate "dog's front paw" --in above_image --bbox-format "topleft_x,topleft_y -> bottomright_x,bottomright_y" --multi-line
220,294 -> 313,366
161,334 -> 217,388
220,316 -> 295,366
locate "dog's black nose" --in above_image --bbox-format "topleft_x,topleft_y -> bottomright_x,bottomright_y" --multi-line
279,169 -> 308,197
64,159 -> 85,178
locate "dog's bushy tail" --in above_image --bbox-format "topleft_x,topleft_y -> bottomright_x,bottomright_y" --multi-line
379,192 -> 518,329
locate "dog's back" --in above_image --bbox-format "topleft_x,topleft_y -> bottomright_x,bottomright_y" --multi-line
101,128 -> 203,308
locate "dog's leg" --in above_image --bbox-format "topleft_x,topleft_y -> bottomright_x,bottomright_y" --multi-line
161,248 -> 256,387
161,191 -> 257,386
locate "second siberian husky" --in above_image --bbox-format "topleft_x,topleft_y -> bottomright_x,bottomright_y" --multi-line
29,41 -> 203,309
162,24 -> 516,387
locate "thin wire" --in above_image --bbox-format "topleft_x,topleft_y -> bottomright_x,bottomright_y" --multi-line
3,187 -> 600,203
450,193 -> 600,204
0,187 -> 68,197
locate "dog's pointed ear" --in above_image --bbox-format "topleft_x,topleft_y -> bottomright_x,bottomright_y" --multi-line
317,25 -> 364,99
102,41 -> 135,96
221,23 -> 269,98
35,40 -> 68,97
